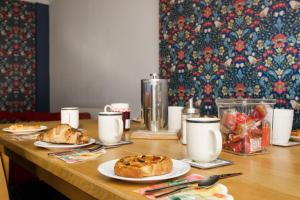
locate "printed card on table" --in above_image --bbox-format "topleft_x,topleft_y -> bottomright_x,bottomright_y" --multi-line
54,149 -> 106,164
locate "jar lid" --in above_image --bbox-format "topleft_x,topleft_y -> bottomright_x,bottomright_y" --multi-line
141,73 -> 168,83
183,98 -> 199,114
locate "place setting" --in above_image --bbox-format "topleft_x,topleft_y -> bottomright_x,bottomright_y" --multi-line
97,101 -> 239,199
1,123 -> 48,141
97,150 -> 237,199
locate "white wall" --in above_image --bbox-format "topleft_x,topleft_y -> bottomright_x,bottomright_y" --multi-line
49,0 -> 159,118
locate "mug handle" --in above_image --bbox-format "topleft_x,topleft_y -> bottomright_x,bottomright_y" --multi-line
104,105 -> 112,112
115,118 -> 124,138
209,128 -> 223,156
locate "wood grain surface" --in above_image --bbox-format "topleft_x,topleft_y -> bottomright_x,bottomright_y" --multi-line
0,120 -> 299,200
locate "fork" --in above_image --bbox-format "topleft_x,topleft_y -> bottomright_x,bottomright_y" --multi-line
48,144 -> 109,156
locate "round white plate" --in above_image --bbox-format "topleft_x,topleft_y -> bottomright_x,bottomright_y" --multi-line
97,159 -> 191,182
2,125 -> 48,135
34,138 -> 96,149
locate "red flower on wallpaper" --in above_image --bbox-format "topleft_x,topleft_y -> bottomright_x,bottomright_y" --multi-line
276,99 -> 287,105
274,80 -> 286,94
235,83 -> 246,97
235,39 -> 245,52
203,7 -> 212,18
177,16 -> 185,27
203,47 -> 213,60
256,65 -> 268,72
178,86 -> 186,98
272,33 -> 287,48
178,50 -> 185,60
234,0 -> 246,5
204,84 -> 212,95
286,47 -> 298,54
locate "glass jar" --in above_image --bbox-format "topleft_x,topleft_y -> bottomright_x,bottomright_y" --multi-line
216,99 -> 276,155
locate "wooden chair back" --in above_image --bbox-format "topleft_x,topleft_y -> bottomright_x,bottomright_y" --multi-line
0,155 -> 10,200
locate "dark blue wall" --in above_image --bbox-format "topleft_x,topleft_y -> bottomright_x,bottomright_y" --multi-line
36,3 -> 49,112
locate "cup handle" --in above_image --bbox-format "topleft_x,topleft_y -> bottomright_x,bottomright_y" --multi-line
115,118 -> 124,138
104,105 -> 112,112
209,128 -> 223,156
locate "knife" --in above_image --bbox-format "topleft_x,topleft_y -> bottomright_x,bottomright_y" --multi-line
144,172 -> 242,194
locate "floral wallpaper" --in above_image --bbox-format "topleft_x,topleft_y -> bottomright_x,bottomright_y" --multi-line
0,0 -> 36,112
159,0 -> 300,129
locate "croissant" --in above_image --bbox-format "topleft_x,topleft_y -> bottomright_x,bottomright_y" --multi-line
37,124 -> 90,144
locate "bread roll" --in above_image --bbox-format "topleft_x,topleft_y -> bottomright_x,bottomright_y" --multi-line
114,155 -> 173,178
37,124 -> 89,144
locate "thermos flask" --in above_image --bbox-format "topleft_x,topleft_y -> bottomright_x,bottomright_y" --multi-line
141,73 -> 168,132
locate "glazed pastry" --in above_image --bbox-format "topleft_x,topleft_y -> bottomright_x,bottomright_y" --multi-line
37,124 -> 89,144
8,124 -> 41,131
114,155 -> 173,178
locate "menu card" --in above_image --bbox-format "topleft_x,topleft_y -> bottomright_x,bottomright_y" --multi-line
135,174 -> 233,200
52,148 -> 106,163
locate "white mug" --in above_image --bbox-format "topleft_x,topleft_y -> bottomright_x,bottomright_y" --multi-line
271,109 -> 294,144
61,107 -> 79,129
98,111 -> 123,145
168,106 -> 184,132
186,118 -> 222,163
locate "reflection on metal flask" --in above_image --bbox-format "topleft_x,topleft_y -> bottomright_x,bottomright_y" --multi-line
141,73 -> 168,132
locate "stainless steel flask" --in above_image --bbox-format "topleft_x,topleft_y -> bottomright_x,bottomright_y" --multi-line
141,73 -> 168,132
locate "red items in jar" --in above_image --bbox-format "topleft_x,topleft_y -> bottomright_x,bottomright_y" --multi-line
250,104 -> 267,121
221,110 -> 237,131
233,117 -> 256,136
218,103 -> 271,155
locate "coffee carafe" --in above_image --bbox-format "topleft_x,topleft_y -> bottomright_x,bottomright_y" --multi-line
141,73 -> 168,132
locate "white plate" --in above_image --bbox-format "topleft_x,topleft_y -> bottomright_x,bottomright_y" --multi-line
97,159 -> 191,182
2,125 -> 48,135
34,138 -> 96,150
273,141 -> 300,147
290,136 -> 300,142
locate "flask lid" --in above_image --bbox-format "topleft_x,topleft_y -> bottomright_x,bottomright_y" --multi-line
150,73 -> 159,79
183,98 -> 199,114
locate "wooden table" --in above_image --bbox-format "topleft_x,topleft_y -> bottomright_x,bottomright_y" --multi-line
0,120 -> 300,200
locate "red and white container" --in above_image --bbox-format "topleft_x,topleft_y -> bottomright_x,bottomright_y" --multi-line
216,99 -> 276,155
104,103 -> 131,131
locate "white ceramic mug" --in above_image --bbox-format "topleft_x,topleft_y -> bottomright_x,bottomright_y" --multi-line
61,107 -> 79,129
98,111 -> 123,145
104,103 -> 131,130
186,118 -> 222,163
271,109 -> 294,144
168,106 -> 184,132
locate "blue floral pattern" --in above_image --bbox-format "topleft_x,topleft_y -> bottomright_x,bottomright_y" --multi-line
0,0 -> 36,112
160,0 -> 300,129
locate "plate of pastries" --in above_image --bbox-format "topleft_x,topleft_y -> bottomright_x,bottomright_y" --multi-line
97,155 -> 190,182
2,124 -> 48,135
34,124 -> 95,149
